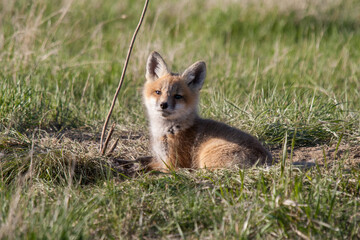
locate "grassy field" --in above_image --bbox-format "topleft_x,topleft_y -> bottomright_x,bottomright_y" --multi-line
1,0 -> 360,239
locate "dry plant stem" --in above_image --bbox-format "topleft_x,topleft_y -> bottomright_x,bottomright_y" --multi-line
101,123 -> 116,155
107,138 -> 119,156
99,0 -> 150,153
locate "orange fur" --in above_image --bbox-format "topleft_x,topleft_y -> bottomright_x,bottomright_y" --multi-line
143,51 -> 272,171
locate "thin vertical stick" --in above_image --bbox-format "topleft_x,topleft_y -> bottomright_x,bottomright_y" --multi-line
107,138 -> 120,156
100,0 -> 150,153
101,123 -> 116,155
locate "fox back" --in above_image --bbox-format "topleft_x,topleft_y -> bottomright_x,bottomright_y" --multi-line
143,51 -> 272,171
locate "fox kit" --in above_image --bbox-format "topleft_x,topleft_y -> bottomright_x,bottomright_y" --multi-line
143,51 -> 272,171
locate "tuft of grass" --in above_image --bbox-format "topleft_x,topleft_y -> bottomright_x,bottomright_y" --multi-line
0,130 -> 111,185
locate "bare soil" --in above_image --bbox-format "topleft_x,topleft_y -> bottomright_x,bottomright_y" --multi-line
271,144 -> 360,168
3,128 -> 359,171
62,128 -> 360,169
53,128 -> 360,169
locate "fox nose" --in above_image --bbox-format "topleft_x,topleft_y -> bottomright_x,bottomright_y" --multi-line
160,102 -> 168,109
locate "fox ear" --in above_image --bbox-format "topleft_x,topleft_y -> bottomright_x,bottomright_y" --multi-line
146,51 -> 169,81
182,61 -> 206,91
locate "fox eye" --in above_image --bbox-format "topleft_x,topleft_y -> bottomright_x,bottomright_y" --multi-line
174,94 -> 183,99
155,90 -> 161,95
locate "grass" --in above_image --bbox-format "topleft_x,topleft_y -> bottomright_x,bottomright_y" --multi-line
1,166 -> 359,239
0,0 -> 360,239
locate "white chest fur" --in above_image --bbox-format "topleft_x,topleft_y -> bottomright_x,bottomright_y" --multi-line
148,117 -> 171,166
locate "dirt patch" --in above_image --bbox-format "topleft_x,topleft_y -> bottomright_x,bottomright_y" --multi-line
2,128 -> 359,172
56,127 -> 143,143
271,144 -> 360,168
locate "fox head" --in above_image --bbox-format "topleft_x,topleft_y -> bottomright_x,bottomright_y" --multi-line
143,51 -> 206,120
